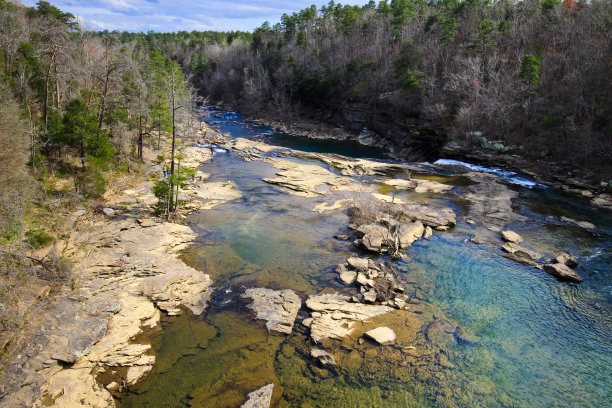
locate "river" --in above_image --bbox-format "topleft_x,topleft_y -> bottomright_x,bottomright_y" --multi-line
117,107 -> 611,408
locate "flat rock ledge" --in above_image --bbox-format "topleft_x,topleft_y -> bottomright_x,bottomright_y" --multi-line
304,294 -> 393,343
241,383 -> 274,408
242,288 -> 301,334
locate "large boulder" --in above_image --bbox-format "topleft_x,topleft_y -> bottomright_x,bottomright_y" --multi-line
501,242 -> 542,265
346,257 -> 369,271
397,221 -> 425,248
360,225 -> 389,253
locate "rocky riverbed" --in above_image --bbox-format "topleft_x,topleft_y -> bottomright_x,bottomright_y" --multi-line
2,110 -> 609,408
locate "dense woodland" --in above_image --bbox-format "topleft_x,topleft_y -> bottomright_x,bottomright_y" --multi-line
117,0 -> 611,173
0,0 -> 197,331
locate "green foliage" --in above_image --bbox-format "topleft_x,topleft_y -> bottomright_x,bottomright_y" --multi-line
152,179 -> 171,215
402,68 -> 425,90
541,106 -> 570,130
24,228 -> 53,249
518,54 -> 541,93
541,0 -> 562,12
49,98 -> 114,162
476,18 -> 499,50
32,0 -> 78,29
391,0 -> 416,28
425,13 -> 458,43
76,156 -> 108,199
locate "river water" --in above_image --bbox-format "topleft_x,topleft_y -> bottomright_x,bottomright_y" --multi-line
117,108 -> 611,408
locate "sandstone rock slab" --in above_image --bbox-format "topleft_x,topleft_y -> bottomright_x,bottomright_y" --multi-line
364,327 -> 396,345
305,294 -> 393,342
242,288 -> 301,334
241,383 -> 274,408
502,230 -> 523,243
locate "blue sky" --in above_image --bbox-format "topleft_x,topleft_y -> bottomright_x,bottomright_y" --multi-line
22,1 -> 373,32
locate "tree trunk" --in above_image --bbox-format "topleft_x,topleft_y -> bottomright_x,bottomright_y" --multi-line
138,115 -> 144,160
168,75 -> 177,219
43,46 -> 57,130
97,69 -> 113,137
54,63 -> 60,108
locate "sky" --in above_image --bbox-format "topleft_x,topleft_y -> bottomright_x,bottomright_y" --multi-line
21,0 -> 373,33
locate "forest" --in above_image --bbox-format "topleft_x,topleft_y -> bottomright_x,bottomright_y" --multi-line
122,0 -> 611,174
0,0 -> 200,332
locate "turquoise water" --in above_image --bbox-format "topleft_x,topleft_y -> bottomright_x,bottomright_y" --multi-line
117,109 -> 611,408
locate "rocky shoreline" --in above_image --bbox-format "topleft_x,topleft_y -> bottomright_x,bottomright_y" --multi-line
0,122 -> 243,407
243,110 -> 612,211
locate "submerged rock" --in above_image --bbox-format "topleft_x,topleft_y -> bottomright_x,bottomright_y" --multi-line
364,327 -> 396,345
242,288 -> 302,334
425,319 -> 457,346
542,263 -> 583,283
470,235 -> 484,245
454,326 -> 479,346
311,348 -> 336,367
560,216 -> 596,230
241,383 -> 274,408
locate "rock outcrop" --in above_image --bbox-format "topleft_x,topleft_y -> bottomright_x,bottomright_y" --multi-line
542,263 -> 583,283
382,178 -> 453,194
464,172 -> 527,231
501,230 -> 523,243
242,288 -> 301,334
305,294 -> 393,343
240,383 -> 274,408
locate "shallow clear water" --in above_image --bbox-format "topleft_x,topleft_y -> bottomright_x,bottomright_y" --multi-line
117,108 -> 612,408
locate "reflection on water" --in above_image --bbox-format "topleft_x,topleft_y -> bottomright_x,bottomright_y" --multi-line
117,108 -> 612,408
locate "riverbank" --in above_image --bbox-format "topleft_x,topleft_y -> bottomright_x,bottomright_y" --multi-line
0,123 -> 238,407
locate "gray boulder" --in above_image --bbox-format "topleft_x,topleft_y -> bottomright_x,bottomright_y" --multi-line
543,263 -> 583,283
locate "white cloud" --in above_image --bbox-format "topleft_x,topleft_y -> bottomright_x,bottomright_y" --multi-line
21,0 -> 374,32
